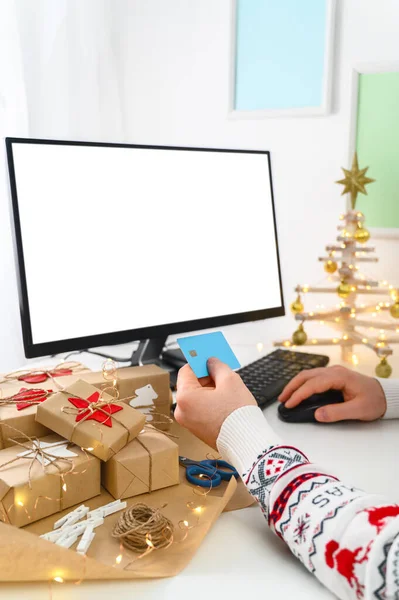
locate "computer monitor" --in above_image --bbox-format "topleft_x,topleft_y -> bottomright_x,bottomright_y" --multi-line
6,138 -> 284,372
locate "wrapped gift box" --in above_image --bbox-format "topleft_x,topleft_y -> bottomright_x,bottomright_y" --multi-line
102,429 -> 179,499
36,380 -> 146,461
0,434 -> 100,528
0,388 -> 52,449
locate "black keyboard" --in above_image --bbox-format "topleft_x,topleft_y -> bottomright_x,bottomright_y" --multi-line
237,349 -> 329,409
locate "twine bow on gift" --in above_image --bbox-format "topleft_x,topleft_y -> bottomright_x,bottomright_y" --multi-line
0,426 -> 77,490
0,361 -> 86,388
59,388 -> 134,451
62,391 -> 123,427
0,388 -> 53,411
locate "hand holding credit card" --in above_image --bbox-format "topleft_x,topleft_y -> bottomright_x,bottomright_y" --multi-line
176,331 -> 241,378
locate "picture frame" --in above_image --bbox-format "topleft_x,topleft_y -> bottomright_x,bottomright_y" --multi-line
228,0 -> 336,119
348,63 -> 399,239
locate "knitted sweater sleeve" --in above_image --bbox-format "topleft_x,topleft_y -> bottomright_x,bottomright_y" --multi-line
379,378 -> 399,419
217,406 -> 399,600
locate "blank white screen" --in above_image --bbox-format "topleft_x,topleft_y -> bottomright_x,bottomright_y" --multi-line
11,143 -> 282,344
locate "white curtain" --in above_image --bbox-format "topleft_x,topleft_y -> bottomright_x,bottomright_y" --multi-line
0,0 -> 29,372
0,0 -> 126,371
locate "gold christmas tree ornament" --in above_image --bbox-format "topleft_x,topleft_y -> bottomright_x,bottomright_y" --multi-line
375,357 -> 392,379
274,153 -> 396,377
354,223 -> 370,244
390,302 -> 399,319
337,280 -> 352,299
336,152 -> 375,210
290,294 -> 304,314
324,259 -> 338,274
292,323 -> 307,346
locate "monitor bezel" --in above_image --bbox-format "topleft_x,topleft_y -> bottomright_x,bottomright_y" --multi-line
6,137 -> 285,358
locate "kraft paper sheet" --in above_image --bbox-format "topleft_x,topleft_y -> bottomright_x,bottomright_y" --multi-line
0,421 -> 254,582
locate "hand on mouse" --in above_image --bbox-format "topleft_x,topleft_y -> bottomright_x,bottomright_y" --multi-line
174,358 -> 257,448
278,365 -> 387,422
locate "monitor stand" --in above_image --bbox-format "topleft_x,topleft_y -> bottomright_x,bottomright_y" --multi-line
130,337 -> 186,388
82,337 -> 186,389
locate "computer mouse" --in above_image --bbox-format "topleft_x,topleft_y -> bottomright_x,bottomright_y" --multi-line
278,389 -> 345,423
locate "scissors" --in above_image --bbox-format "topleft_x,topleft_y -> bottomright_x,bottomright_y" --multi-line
179,456 -> 239,488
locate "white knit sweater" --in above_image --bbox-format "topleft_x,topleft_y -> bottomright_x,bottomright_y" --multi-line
217,379 -> 399,600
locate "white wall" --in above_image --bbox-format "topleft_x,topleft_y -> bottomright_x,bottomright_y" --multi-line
107,0 -> 399,353
1,0 -> 399,370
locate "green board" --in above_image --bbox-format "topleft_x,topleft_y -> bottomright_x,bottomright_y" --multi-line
356,72 -> 399,229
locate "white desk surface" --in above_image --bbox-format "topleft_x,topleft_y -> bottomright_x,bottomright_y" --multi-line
1,343 -> 398,600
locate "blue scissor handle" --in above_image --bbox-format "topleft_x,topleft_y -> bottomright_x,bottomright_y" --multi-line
201,459 -> 239,481
185,465 -> 222,488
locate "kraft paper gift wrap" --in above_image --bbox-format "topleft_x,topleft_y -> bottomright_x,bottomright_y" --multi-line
0,434 -> 100,528
102,429 -> 179,499
36,380 -> 146,461
0,387 -> 52,449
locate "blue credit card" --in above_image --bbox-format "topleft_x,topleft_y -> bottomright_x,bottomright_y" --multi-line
177,331 -> 241,378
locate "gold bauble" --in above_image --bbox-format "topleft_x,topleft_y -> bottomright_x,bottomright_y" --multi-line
290,294 -> 304,314
375,357 -> 392,378
292,323 -> 307,346
354,225 -> 370,244
390,302 -> 399,319
324,259 -> 338,274
337,281 -> 353,299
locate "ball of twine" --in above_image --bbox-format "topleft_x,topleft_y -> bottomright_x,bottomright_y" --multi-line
112,503 -> 174,554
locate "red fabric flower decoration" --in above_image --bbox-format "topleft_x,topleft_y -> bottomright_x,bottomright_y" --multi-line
15,388 -> 52,411
68,391 -> 122,428
18,368 -> 73,384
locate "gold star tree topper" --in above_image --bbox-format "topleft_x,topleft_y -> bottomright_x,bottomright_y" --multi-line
336,153 -> 375,209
